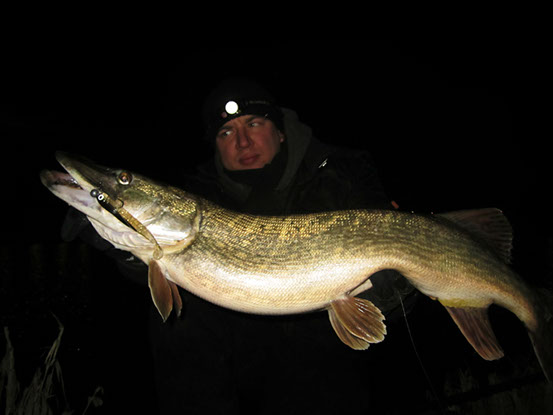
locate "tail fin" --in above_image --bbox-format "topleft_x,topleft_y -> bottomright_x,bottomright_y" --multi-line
528,288 -> 553,383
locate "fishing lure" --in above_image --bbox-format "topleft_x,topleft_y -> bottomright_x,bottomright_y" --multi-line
90,188 -> 164,260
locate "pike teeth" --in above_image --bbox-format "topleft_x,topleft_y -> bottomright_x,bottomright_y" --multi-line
56,173 -> 82,189
69,176 -> 80,186
41,170 -> 82,190
65,178 -> 81,189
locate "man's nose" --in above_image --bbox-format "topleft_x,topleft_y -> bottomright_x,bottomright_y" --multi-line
236,129 -> 252,149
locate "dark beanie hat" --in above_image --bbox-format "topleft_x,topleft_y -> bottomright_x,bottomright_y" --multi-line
202,78 -> 284,141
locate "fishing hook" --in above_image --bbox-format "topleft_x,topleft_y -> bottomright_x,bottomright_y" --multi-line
90,188 -> 163,259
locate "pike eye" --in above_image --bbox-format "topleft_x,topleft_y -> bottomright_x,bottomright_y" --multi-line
118,171 -> 133,185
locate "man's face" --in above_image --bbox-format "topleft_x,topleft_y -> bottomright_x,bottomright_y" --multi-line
215,115 -> 284,171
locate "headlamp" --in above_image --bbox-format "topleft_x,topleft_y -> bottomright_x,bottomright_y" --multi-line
219,99 -> 275,121
224,100 -> 240,115
201,77 -> 284,143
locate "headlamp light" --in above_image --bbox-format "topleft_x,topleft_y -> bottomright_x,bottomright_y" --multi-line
224,100 -> 240,115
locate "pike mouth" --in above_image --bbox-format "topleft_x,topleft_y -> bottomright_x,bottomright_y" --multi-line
41,163 -> 146,254
41,170 -> 83,189
41,152 -> 114,201
40,167 -> 100,215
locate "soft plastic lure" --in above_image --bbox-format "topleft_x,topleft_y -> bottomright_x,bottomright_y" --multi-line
90,188 -> 164,260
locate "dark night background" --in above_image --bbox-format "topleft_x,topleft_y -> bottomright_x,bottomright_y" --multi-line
1,38 -> 551,413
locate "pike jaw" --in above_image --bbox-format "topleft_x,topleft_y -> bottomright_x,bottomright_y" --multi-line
40,154 -> 165,256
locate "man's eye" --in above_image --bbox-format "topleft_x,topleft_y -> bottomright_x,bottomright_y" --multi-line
248,119 -> 264,127
217,130 -> 232,139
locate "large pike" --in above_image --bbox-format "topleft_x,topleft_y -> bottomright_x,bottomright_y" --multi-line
41,152 -> 552,382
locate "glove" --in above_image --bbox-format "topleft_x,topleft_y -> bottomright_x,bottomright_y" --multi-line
61,207 -> 148,286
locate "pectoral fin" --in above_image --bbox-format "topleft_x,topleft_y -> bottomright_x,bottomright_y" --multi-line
328,296 -> 387,350
443,305 -> 504,360
148,260 -> 183,321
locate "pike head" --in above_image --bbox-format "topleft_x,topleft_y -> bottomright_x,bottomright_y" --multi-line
40,152 -> 201,261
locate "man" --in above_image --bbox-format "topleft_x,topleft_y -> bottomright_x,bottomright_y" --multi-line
148,78 -> 415,414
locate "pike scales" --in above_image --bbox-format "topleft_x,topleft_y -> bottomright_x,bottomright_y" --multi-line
184,206 -> 424,312
40,152 -> 553,382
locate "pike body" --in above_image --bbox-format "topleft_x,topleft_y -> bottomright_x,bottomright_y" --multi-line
41,153 -> 552,382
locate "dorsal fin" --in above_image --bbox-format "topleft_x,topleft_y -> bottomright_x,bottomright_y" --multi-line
438,208 -> 513,263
